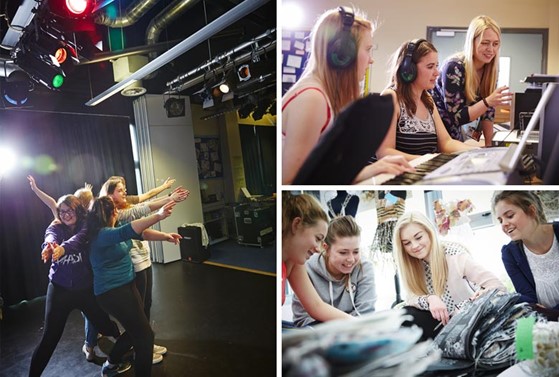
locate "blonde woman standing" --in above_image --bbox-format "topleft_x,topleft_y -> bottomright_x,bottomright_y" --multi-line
432,15 -> 512,146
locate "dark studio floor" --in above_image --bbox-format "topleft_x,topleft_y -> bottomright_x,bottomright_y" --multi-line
0,261 -> 276,376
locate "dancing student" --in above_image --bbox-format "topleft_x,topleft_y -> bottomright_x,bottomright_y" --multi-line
292,215 -> 376,327
28,195 -> 121,376
105,175 -> 175,205
377,39 -> 475,161
493,191 -> 559,321
432,15 -> 512,146
87,197 -> 180,377
281,6 -> 413,184
282,193 -> 353,325
95,177 -> 189,363
393,211 -> 505,339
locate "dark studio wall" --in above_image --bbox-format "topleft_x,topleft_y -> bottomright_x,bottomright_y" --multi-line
0,109 -> 136,306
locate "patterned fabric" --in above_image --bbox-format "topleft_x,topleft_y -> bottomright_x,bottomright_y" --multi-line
524,236 -> 559,309
422,259 -> 456,312
432,57 -> 495,141
395,103 -> 439,155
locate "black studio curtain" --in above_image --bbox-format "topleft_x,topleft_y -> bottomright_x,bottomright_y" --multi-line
239,125 -> 276,196
0,110 -> 135,306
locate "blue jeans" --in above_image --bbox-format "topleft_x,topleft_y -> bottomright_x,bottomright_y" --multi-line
83,312 -> 98,347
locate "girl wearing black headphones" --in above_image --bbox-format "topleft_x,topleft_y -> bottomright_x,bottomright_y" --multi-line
377,39 -> 475,161
282,7 -> 413,184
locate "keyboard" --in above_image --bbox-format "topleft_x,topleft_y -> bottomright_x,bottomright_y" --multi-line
381,153 -> 458,185
423,147 -> 509,180
518,130 -> 540,143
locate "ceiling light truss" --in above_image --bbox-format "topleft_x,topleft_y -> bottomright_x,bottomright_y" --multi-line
166,27 -> 275,93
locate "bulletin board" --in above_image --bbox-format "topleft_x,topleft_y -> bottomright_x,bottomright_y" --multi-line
195,137 -> 223,179
282,30 -> 310,95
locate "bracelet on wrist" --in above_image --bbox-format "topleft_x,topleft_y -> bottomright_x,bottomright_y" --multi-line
482,97 -> 490,108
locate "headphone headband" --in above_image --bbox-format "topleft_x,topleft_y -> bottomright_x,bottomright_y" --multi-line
338,6 -> 355,30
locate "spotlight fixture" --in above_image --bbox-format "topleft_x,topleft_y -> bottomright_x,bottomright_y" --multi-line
237,64 -> 251,82
47,0 -> 94,18
15,48 -> 66,90
2,71 -> 32,106
164,97 -> 186,118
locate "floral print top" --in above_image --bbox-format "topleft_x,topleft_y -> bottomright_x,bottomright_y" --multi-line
432,57 -> 495,141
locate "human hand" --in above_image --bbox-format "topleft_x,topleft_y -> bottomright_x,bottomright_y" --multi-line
28,175 -> 37,191
157,200 -> 176,220
41,242 -> 54,263
84,182 -> 93,192
162,177 -> 176,190
486,86 -> 513,107
374,155 -> 415,175
427,295 -> 450,326
51,242 -> 65,261
469,288 -> 488,301
165,233 -> 182,244
170,187 -> 190,202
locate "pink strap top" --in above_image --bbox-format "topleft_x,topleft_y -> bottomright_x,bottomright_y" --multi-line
282,87 -> 332,136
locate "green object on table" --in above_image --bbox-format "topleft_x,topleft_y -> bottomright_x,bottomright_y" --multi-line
516,316 -> 536,360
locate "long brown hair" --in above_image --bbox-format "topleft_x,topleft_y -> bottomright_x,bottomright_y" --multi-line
86,196 -> 116,239
286,7 -> 374,115
388,39 -> 436,117
492,191 -> 547,225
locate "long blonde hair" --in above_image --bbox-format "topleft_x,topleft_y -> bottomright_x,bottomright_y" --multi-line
393,211 -> 448,297
459,15 -> 501,103
288,8 -> 374,115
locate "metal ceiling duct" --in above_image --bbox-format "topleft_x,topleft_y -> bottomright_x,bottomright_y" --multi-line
86,0 -> 270,106
94,0 -> 162,28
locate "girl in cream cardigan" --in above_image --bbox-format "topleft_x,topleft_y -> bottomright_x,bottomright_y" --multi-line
393,211 -> 505,339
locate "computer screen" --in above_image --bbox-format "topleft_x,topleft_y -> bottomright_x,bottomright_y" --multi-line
511,90 -> 541,132
538,82 -> 559,182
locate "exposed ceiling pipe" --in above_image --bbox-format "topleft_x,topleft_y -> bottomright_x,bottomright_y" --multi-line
143,0 -> 200,79
166,28 -> 275,89
94,0 -> 162,28
146,0 -> 200,57
166,38 -> 275,93
85,0 -> 271,106
76,38 -> 181,65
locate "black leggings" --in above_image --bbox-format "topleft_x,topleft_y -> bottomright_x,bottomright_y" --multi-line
96,281 -> 153,377
28,282 -> 120,377
401,306 -> 442,342
134,266 -> 153,321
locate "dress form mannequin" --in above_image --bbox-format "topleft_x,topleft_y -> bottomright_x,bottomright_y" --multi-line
327,191 -> 359,218
370,191 -> 407,306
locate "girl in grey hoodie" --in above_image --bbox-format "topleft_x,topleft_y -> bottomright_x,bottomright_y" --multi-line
292,216 -> 377,327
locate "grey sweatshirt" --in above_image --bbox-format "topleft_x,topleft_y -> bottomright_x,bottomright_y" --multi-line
292,253 -> 377,327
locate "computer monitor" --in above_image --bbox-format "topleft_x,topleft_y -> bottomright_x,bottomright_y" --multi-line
511,90 -> 541,132
538,82 -> 559,183
499,82 -> 557,181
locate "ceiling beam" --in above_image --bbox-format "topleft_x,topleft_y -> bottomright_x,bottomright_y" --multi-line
85,0 -> 270,106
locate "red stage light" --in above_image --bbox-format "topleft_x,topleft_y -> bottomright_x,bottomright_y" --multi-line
65,0 -> 89,15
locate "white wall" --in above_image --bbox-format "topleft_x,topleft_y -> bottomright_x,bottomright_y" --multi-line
283,0 -> 559,93
134,94 -> 204,263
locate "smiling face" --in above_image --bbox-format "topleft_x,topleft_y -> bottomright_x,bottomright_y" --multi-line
58,203 -> 77,228
289,218 -> 328,265
494,200 -> 538,241
413,51 -> 439,90
473,28 -> 500,66
325,236 -> 361,278
109,182 -> 127,208
357,30 -> 374,81
399,223 -> 432,262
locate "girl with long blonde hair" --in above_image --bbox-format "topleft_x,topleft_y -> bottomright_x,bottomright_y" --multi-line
432,15 -> 513,146
393,211 -> 505,339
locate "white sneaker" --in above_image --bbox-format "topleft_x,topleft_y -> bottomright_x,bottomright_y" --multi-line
153,344 -> 167,355
82,344 -> 96,362
152,352 -> 163,365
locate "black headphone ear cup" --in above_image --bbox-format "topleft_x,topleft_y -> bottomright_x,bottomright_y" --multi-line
327,34 -> 357,69
399,59 -> 417,83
